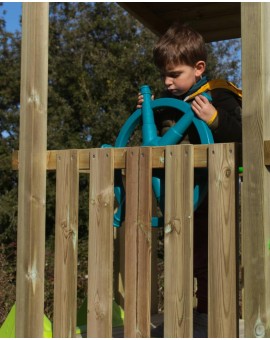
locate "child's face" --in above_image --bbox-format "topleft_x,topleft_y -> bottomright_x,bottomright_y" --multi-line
162,62 -> 205,97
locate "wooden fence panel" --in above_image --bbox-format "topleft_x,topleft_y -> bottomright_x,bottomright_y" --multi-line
208,143 -> 238,337
53,150 -> 79,337
164,145 -> 194,337
87,149 -> 114,338
15,142 -> 243,338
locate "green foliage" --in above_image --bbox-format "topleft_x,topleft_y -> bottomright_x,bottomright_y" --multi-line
47,2 -> 163,150
207,39 -> 241,86
0,12 -> 20,243
0,2 -> 242,325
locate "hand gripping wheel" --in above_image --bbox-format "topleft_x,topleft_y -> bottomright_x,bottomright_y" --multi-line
102,85 -> 214,227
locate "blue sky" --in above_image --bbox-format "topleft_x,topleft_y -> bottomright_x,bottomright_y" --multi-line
0,2 -> 22,32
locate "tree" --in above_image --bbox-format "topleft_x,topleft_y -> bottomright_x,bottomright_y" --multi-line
207,39 -> 241,86
0,3 -> 20,324
0,4 -> 20,242
48,2 -> 163,150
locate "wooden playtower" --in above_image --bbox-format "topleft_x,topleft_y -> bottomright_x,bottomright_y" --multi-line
15,3 -> 270,338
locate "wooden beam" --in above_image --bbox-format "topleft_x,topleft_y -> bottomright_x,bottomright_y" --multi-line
118,2 -> 241,42
15,3 -> 49,338
241,3 -> 270,337
12,145 -> 209,170
119,3 -> 167,36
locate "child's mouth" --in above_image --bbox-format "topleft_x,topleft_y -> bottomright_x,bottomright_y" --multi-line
170,89 -> 181,96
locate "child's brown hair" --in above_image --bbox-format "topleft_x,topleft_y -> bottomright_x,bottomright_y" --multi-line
153,23 -> 207,71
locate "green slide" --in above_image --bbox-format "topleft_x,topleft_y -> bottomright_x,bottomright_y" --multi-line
0,300 -> 124,337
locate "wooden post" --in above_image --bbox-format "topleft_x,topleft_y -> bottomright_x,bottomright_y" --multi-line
241,3 -> 270,337
15,3 -> 49,338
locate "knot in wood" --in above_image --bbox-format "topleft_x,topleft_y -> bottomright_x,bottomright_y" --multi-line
254,322 -> 265,338
165,223 -> 172,234
26,269 -> 38,281
165,219 -> 181,235
225,168 -> 231,177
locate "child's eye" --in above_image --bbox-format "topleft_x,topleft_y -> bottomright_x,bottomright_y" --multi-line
166,72 -> 182,78
161,71 -> 182,79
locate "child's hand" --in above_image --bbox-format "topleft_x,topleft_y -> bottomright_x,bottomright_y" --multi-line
136,93 -> 154,109
191,95 -> 217,124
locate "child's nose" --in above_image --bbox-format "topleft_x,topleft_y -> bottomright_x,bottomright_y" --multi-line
164,76 -> 173,86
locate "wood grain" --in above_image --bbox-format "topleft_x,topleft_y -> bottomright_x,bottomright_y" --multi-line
12,145 -> 209,170
15,3 -> 49,337
242,3 -> 270,337
87,149 -> 114,337
208,143 -> 238,337
124,147 -> 140,337
164,145 -> 194,337
53,150 -> 79,337
136,147 -> 152,337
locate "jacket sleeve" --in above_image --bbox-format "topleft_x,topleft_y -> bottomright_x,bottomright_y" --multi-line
210,88 -> 242,143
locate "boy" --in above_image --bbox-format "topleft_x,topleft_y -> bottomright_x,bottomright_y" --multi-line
138,23 -> 242,337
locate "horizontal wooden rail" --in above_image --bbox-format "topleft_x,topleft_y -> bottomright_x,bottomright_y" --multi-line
12,145 -> 208,171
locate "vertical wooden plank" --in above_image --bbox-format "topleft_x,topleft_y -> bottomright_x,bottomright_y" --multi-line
16,3 -> 49,338
88,148 -> 114,338
137,147 -> 152,337
241,3 -> 270,337
113,226 -> 125,310
164,145 -> 194,338
151,187 -> 160,315
151,227 -> 159,314
124,148 -> 158,338
53,150 -> 79,337
124,147 -> 140,338
208,143 -> 238,337
239,175 -> 244,321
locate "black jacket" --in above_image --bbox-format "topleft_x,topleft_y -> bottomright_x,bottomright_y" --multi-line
154,86 -> 242,144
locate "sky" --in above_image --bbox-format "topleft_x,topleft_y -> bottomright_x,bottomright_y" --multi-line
0,2 -> 22,32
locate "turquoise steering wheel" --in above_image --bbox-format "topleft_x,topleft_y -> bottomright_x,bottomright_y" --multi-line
103,85 -> 214,227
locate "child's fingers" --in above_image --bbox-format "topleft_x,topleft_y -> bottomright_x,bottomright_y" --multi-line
191,100 -> 201,111
137,93 -> 154,108
194,94 -> 209,104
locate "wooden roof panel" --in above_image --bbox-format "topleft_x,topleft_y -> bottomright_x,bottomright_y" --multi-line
119,2 -> 241,42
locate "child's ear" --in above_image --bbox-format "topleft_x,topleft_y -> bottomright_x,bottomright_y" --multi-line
195,61 -> 206,77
